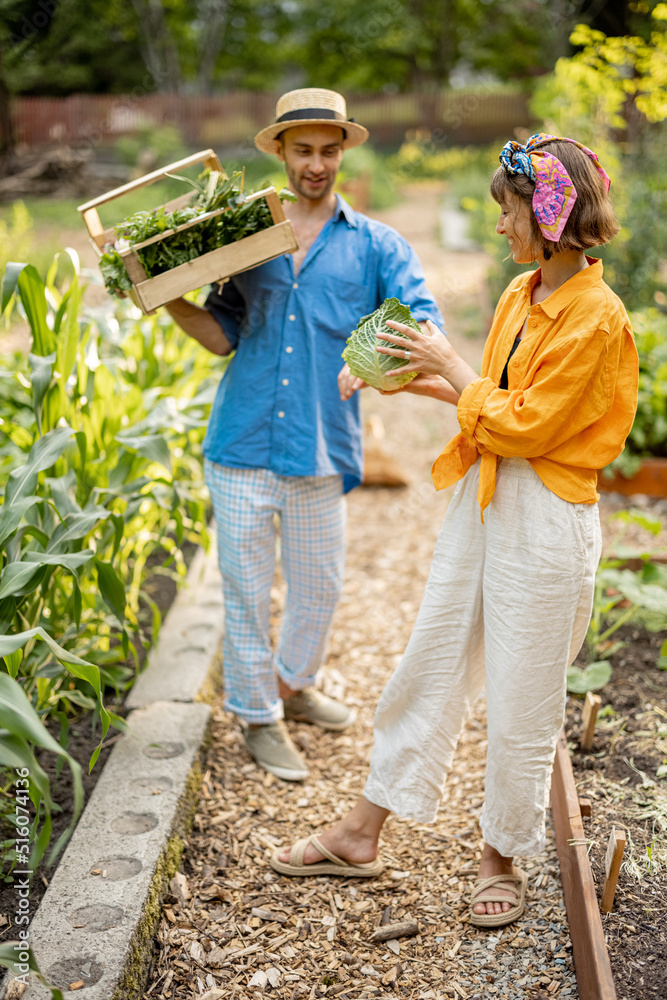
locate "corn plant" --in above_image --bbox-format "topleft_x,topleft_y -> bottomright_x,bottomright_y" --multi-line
0,252 -> 217,872
1,255 -> 215,715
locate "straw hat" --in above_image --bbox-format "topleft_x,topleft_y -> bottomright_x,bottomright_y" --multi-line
254,88 -> 369,154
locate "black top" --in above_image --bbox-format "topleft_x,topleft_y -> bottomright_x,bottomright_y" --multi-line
500,335 -> 522,390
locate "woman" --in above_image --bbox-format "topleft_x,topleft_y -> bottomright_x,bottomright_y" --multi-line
270,134 -> 638,928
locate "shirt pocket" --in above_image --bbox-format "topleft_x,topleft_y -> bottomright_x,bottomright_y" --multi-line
313,275 -> 376,341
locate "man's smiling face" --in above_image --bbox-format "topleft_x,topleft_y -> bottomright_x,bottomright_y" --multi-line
278,124 -> 345,202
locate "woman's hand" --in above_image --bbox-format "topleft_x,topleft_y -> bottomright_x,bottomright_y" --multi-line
378,320 -> 479,396
338,362 -> 368,401
378,319 -> 452,378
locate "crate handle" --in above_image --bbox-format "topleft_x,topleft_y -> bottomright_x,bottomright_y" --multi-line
77,150 -> 222,213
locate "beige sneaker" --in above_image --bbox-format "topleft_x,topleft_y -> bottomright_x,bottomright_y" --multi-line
283,688 -> 356,731
243,721 -> 309,781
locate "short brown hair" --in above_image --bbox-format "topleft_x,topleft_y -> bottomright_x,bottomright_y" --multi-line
490,139 -> 620,260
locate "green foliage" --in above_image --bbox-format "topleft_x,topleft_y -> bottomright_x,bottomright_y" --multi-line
1,253 -> 215,727
0,0 -> 613,100
0,671 -> 83,871
336,144 -> 398,211
567,660 -> 612,694
389,141 -> 497,185
568,511 -> 667,694
0,249 -> 217,875
529,10 -> 667,311
609,310 -> 667,475
114,125 -> 187,170
0,939 -> 64,999
286,0 -> 570,91
99,169 -> 296,295
0,203 -> 32,281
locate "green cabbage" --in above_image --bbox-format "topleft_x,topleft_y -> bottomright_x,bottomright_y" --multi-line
342,297 -> 420,391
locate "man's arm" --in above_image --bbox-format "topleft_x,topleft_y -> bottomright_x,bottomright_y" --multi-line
164,298 -> 233,357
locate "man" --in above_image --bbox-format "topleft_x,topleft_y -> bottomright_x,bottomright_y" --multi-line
166,88 -> 444,781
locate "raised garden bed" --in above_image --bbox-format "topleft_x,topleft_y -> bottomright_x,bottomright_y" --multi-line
565,623 -> 667,1000
598,458 -> 667,498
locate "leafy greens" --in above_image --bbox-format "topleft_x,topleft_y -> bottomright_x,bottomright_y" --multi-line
342,297 -> 420,391
99,168 -> 296,297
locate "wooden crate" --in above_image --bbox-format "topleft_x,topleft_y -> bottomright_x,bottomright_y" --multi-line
77,149 -> 298,315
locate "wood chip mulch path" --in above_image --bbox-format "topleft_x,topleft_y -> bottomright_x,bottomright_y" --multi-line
141,388 -> 579,1000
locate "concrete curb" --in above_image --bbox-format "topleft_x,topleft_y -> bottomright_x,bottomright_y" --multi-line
3,541 -> 224,1000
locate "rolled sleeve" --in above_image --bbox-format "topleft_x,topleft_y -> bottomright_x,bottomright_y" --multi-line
204,279 -> 245,350
457,378 -> 496,441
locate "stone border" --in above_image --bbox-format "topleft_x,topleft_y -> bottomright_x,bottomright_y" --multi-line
2,541 -> 224,1000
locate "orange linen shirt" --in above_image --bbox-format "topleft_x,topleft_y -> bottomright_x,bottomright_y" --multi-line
431,257 -> 638,517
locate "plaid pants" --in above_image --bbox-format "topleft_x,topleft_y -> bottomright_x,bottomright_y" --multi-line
205,461 -> 346,724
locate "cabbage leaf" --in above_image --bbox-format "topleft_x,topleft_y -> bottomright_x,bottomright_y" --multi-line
342,298 -> 420,391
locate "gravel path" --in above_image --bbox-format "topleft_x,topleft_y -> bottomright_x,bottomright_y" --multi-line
142,187 -> 581,1000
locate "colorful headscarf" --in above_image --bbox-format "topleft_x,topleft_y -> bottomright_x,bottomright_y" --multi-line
498,132 -> 611,242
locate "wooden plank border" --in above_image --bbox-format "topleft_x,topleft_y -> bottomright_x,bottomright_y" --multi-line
551,728 -> 617,1000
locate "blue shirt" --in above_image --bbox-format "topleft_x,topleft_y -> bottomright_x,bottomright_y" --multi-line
203,195 -> 444,492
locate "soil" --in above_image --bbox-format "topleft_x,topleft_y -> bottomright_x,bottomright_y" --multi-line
566,626 -> 667,1000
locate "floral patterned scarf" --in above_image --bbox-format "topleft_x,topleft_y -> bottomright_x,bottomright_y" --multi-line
498,132 -> 611,242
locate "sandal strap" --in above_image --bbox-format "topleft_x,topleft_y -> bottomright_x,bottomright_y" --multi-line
289,836 -> 313,867
473,873 -> 524,893
472,872 -> 524,905
309,833 -> 348,866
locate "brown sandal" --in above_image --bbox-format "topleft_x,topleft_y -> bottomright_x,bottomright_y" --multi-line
469,867 -> 528,928
270,834 -> 384,878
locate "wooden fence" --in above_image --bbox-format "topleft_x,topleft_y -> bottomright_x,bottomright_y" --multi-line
11,89 -> 535,151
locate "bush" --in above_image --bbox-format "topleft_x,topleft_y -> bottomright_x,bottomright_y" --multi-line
114,124 -> 188,172
0,203 -> 33,281
609,309 -> 667,477
387,141 -> 497,185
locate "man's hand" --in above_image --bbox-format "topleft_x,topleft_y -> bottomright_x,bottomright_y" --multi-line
379,372 -> 460,403
338,362 -> 368,401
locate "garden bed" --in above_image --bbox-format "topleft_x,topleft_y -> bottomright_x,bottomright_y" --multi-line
0,541 -> 199,932
565,624 -> 667,1000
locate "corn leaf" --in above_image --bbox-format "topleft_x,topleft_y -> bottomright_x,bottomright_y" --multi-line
5,425 -> 74,505
17,264 -> 57,356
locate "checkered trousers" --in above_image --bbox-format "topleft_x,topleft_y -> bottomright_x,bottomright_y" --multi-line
204,461 -> 346,724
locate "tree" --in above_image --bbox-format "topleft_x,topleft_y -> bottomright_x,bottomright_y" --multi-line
531,4 -> 667,308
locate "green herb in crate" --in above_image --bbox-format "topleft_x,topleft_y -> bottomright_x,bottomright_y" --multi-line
99,169 -> 296,297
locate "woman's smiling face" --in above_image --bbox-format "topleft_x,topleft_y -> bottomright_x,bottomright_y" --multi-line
496,193 -> 535,264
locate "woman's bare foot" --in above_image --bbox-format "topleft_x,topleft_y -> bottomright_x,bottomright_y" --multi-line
277,797 -> 389,865
474,843 -> 518,916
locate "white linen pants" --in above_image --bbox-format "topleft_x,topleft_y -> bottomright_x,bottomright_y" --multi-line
364,457 -> 601,858
205,461 -> 346,725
